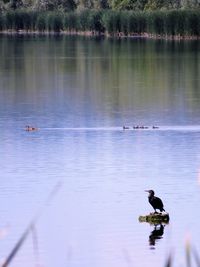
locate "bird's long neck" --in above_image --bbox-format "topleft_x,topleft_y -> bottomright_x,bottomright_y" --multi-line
148,193 -> 154,201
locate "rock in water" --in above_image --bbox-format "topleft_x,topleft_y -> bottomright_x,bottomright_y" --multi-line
139,213 -> 170,224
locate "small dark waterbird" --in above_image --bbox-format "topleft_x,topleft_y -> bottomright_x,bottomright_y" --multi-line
25,125 -> 38,131
145,190 -> 165,213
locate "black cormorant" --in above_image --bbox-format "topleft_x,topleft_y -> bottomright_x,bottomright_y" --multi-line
145,190 -> 165,213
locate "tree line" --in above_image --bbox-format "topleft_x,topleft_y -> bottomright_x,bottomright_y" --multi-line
0,9 -> 200,37
0,0 -> 200,12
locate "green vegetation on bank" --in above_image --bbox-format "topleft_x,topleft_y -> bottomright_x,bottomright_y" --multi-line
0,9 -> 200,37
0,0 -> 200,37
1,0 -> 200,12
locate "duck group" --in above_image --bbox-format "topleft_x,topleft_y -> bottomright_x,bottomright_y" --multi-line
133,125 -> 149,129
123,125 -> 159,130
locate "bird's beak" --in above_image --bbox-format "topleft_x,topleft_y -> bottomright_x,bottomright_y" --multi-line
145,190 -> 150,193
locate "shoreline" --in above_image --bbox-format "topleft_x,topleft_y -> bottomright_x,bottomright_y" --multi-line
1,10 -> 200,40
1,30 -> 200,40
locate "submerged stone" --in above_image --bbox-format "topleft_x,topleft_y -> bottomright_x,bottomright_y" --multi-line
139,213 -> 170,224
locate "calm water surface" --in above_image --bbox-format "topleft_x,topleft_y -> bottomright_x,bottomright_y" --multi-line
0,35 -> 200,267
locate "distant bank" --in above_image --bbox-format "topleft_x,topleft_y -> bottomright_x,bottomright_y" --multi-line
0,10 -> 200,39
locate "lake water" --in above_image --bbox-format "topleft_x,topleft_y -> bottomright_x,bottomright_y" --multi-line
0,35 -> 200,267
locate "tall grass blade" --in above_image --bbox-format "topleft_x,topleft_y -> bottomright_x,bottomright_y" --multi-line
186,238 -> 191,267
165,253 -> 172,267
1,227 -> 30,267
192,246 -> 200,267
31,225 -> 40,266
1,181 -> 63,267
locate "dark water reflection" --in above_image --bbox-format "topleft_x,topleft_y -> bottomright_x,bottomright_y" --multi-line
149,224 -> 165,248
1,35 -> 200,267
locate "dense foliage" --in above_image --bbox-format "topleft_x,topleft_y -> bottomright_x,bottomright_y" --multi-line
0,0 -> 200,12
0,9 -> 200,37
0,0 -> 200,36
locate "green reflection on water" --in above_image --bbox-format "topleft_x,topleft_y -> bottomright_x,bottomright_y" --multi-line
0,35 -> 200,126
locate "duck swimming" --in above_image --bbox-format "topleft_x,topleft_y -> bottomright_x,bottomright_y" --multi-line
123,126 -> 130,130
25,125 -> 38,131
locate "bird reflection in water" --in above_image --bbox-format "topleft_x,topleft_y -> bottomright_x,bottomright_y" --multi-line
149,224 -> 165,249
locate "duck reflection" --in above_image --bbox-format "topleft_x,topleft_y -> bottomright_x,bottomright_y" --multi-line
149,223 -> 165,248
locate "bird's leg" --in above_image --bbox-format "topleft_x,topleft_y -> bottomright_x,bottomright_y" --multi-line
154,210 -> 158,214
